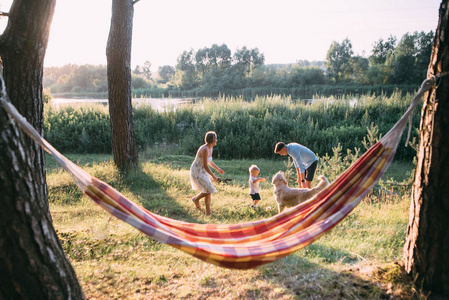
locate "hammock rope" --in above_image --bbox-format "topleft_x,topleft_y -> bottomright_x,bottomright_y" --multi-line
0,77 -> 436,269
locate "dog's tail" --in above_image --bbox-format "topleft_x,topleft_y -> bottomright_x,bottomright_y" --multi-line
317,175 -> 329,186
306,175 -> 329,198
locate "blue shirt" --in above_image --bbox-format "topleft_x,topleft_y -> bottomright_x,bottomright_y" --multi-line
286,143 -> 318,173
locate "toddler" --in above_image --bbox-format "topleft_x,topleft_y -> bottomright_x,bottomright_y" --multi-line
248,165 -> 266,208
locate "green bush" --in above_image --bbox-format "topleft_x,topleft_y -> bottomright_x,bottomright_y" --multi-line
44,105 -> 111,153
44,93 -> 421,160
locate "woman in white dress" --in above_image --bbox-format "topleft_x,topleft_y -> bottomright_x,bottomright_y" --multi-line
190,131 -> 224,215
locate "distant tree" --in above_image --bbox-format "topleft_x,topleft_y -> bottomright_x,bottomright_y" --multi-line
177,49 -> 196,71
44,64 -> 108,94
131,74 -> 150,89
248,66 -> 271,87
71,64 -> 107,91
132,61 -> 151,81
215,44 -> 232,70
106,0 -> 139,171
141,60 -> 152,81
175,49 -> 199,89
414,31 -> 434,80
289,66 -> 326,86
196,44 -> 232,76
194,48 -> 208,77
201,67 -> 236,91
369,35 -> 396,65
389,33 -> 417,84
296,60 -> 311,68
233,46 -> 265,78
366,64 -> 391,85
157,65 -> 175,84
325,38 -> 354,83
0,0 -> 84,298
133,64 -> 142,75
349,56 -> 369,84
403,0 -> 449,296
44,64 -> 77,87
388,31 -> 434,84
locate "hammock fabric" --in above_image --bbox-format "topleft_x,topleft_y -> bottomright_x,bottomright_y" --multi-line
0,77 -> 436,269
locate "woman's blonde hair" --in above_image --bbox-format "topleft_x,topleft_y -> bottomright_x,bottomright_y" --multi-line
204,131 -> 216,144
249,164 -> 259,173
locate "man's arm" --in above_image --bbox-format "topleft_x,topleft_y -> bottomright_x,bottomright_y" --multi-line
296,167 -> 306,188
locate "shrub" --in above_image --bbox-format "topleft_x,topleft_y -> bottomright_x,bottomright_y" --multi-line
44,93 -> 420,161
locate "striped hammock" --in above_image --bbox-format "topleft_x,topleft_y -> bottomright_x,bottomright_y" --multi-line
0,77 -> 435,269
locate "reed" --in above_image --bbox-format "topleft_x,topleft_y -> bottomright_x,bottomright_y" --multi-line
45,92 -> 421,161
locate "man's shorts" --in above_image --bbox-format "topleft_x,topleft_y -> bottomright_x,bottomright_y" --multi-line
305,160 -> 318,181
250,193 -> 261,200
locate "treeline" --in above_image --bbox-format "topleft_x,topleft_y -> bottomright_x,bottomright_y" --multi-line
44,93 -> 420,161
43,31 -> 433,99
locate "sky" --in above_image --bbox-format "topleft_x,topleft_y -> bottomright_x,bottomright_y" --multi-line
0,0 -> 442,71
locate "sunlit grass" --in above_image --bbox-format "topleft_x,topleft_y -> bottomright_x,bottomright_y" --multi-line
47,151 -> 416,299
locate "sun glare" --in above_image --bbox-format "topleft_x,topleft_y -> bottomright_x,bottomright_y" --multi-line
0,0 -> 442,70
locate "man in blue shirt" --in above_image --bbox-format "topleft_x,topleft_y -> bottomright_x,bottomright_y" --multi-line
274,142 -> 318,188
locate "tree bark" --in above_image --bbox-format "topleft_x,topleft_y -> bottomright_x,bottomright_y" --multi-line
0,88 -> 84,299
403,0 -> 449,296
0,0 -> 84,298
0,0 -> 53,219
106,0 -> 139,171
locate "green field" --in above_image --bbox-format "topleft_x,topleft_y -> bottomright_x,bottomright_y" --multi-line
47,147 -> 419,299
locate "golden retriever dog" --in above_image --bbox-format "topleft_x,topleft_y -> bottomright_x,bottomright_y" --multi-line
271,171 -> 329,214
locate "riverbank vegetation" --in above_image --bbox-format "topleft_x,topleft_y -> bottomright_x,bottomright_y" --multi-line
44,92 -> 420,161
43,31 -> 433,100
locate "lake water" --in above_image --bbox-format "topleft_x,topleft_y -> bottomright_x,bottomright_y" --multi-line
51,97 -> 193,111
51,97 -> 359,110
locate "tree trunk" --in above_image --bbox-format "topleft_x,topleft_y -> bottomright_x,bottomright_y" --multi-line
0,87 -> 84,299
0,0 -> 53,219
0,0 -> 84,298
403,0 -> 449,296
106,0 -> 139,171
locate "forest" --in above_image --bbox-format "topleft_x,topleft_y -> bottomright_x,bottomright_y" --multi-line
43,31 -> 433,99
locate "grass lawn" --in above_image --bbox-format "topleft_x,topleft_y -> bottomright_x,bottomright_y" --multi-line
47,151 -> 419,299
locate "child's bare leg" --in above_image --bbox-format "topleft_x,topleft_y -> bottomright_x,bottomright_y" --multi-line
204,194 -> 212,215
252,200 -> 259,206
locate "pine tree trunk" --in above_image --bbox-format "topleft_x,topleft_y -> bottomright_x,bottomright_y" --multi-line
0,0 -> 84,298
0,90 -> 84,299
106,0 -> 139,171
0,0 -> 53,219
403,0 -> 449,296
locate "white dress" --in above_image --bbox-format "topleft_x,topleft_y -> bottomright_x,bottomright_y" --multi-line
190,156 -> 217,193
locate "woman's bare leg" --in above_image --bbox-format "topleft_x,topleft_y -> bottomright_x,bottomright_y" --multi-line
192,192 -> 209,210
204,194 -> 212,215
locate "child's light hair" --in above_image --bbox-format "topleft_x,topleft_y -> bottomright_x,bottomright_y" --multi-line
249,164 -> 259,173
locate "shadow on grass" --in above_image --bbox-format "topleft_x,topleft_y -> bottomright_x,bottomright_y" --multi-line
118,166 -> 395,298
254,245 -> 391,299
121,160 -> 204,223
47,154 -> 409,299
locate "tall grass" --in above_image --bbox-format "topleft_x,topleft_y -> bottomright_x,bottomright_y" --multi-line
45,105 -> 111,153
44,92 -> 421,160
